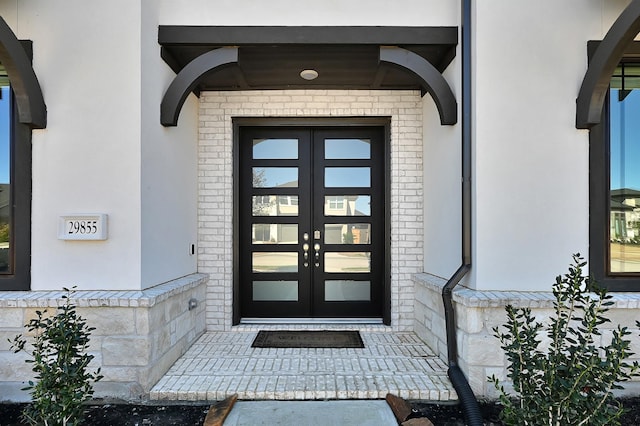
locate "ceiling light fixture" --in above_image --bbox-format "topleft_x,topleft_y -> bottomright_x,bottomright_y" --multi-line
300,69 -> 319,81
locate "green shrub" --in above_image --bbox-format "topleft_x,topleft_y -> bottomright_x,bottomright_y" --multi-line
10,287 -> 103,426
490,254 -> 640,426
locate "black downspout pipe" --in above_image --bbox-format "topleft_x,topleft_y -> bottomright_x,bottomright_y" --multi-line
441,0 -> 483,425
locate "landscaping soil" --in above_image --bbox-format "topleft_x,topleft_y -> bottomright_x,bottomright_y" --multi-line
0,398 -> 638,425
0,403 -> 209,426
410,397 -> 640,425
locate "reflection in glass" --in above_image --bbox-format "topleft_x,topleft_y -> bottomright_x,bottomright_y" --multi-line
253,281 -> 298,301
253,168 -> 298,188
325,139 -> 371,159
252,224 -> 298,244
324,224 -> 371,244
0,85 -> 10,273
253,138 -> 298,159
252,252 -> 298,272
609,70 -> 640,273
325,280 -> 370,301
325,167 -> 370,188
324,195 -> 370,216
324,252 -> 371,273
252,195 -> 299,216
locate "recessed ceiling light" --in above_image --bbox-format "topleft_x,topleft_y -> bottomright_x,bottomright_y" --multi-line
300,69 -> 319,81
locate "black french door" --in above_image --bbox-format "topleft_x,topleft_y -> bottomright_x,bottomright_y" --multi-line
238,126 -> 385,318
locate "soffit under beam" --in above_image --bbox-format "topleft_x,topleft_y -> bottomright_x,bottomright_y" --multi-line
158,26 -> 457,93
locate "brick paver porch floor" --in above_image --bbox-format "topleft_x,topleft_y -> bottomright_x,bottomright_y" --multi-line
149,325 -> 458,402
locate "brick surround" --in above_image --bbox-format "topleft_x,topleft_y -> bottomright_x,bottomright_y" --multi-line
198,90 -> 424,331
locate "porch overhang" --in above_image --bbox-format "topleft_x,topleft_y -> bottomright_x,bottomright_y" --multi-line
159,26 -> 458,126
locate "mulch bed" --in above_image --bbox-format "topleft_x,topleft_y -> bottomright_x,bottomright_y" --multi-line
0,403 -> 209,426
410,397 -> 640,425
0,397 -> 639,425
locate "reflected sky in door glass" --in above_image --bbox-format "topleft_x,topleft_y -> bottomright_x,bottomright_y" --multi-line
253,139 -> 298,159
325,139 -> 371,159
325,167 -> 370,187
253,168 -> 298,188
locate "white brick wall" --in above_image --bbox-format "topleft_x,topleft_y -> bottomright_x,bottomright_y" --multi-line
198,90 -> 423,331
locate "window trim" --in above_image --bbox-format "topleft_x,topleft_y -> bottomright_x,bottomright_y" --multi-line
0,19 -> 45,290
589,56 -> 640,291
0,97 -> 31,290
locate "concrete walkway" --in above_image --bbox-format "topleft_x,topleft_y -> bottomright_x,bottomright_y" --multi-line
223,400 -> 398,425
150,325 -> 457,402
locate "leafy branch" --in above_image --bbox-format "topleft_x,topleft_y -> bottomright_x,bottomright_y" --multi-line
9,287 -> 103,426
490,254 -> 640,426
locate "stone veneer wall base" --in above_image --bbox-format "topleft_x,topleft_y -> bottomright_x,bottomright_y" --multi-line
0,274 -> 208,402
414,272 -> 640,398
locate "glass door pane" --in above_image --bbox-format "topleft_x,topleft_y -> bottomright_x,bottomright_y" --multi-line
239,127 -> 312,318
239,125 -> 385,319
0,85 -> 11,273
609,81 -> 640,273
312,127 -> 385,318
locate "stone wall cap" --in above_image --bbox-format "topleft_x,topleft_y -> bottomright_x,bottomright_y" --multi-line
0,273 -> 209,308
413,272 -> 640,309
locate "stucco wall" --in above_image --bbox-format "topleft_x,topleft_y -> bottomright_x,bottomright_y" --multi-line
140,2 -> 199,289
0,2 -> 201,290
468,1 -> 625,291
2,0 -> 624,293
16,1 -> 143,290
156,0 -> 458,26
423,59 -> 462,279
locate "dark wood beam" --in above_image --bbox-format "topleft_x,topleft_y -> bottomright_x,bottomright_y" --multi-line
159,26 -> 458,46
576,0 -> 640,129
0,17 -> 46,129
380,46 -> 457,125
161,47 -> 238,126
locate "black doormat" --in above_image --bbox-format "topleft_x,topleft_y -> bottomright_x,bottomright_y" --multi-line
251,330 -> 364,348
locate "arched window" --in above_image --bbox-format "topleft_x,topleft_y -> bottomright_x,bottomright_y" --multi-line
0,16 -> 46,290
0,68 -> 31,290
590,55 -> 640,291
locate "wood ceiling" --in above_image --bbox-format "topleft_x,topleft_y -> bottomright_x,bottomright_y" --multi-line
159,26 -> 458,93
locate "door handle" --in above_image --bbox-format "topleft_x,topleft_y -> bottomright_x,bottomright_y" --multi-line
314,243 -> 321,268
303,243 -> 310,268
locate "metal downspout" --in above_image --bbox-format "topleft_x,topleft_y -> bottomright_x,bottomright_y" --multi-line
441,0 -> 483,424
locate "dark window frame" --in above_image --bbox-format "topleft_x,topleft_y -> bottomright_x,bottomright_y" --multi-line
0,22 -> 43,291
589,44 -> 640,291
232,117 -> 392,325
0,91 -> 31,290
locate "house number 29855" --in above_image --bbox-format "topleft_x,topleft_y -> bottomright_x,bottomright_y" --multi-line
58,214 -> 108,240
67,220 -> 98,235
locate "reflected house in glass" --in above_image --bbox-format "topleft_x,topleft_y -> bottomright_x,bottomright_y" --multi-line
610,189 -> 640,243
0,183 -> 8,271
609,189 -> 640,274
252,190 -> 371,245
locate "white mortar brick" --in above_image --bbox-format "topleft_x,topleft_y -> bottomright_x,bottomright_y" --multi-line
199,90 -> 422,331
